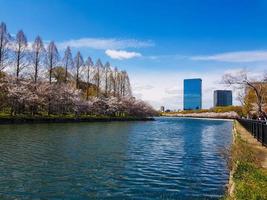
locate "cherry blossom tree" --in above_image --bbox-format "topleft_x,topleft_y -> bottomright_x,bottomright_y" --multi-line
0,22 -> 156,118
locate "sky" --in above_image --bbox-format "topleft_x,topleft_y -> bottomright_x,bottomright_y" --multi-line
1,0 -> 267,109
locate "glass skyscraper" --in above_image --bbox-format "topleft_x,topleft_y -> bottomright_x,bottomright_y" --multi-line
213,90 -> 232,107
183,78 -> 202,110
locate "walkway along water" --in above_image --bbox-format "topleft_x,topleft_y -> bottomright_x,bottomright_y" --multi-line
227,120 -> 267,199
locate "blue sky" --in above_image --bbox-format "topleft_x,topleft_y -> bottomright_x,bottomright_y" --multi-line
1,0 -> 267,109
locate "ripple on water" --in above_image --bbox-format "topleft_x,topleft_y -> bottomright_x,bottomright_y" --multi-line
0,118 -> 232,199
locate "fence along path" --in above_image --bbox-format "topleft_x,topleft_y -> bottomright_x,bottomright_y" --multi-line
236,120 -> 267,168
238,119 -> 267,147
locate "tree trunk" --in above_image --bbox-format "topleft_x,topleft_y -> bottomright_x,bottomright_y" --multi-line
49,66 -> 52,84
16,52 -> 20,80
76,72 -> 79,89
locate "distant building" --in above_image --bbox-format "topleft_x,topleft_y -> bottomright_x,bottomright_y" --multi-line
213,90 -> 232,107
160,106 -> 165,112
183,78 -> 202,110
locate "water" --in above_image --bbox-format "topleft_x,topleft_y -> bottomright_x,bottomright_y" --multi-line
0,117 -> 232,200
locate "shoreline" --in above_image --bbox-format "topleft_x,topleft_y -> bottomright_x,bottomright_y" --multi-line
227,120 -> 237,198
0,116 -> 155,125
161,115 -> 235,121
162,111 -> 239,120
225,120 -> 267,199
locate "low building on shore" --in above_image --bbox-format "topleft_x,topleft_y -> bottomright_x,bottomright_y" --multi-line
213,90 -> 232,107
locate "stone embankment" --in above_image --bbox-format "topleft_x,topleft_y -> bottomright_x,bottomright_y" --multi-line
0,116 -> 155,124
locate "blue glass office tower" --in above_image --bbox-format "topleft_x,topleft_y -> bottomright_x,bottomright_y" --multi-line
183,78 -> 202,110
213,90 -> 232,107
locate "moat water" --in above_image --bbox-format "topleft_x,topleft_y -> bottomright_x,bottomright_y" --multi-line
0,117 -> 232,199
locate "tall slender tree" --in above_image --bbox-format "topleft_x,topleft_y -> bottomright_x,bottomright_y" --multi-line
121,71 -> 132,97
0,22 -> 10,72
32,36 -> 45,83
124,71 -> 132,97
108,68 -> 115,95
112,67 -> 118,97
85,56 -> 93,100
119,71 -> 125,96
93,59 -> 103,97
46,41 -> 59,84
74,51 -> 84,89
14,30 -> 28,79
0,22 -> 150,117
62,46 -> 73,83
103,62 -> 111,97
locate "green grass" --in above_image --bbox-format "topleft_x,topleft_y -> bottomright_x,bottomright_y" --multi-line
233,162 -> 267,200
0,112 -> 10,117
226,122 -> 267,200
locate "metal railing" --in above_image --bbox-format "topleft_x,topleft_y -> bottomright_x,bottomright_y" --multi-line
238,119 -> 267,147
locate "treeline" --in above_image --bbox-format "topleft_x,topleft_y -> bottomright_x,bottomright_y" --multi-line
0,22 -> 156,117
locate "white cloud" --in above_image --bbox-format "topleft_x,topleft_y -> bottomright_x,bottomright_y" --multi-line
191,50 -> 267,62
105,49 -> 142,60
133,84 -> 154,91
165,87 -> 179,95
57,38 -> 154,50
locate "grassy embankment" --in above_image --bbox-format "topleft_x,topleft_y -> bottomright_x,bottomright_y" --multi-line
225,121 -> 267,200
0,112 -> 154,124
